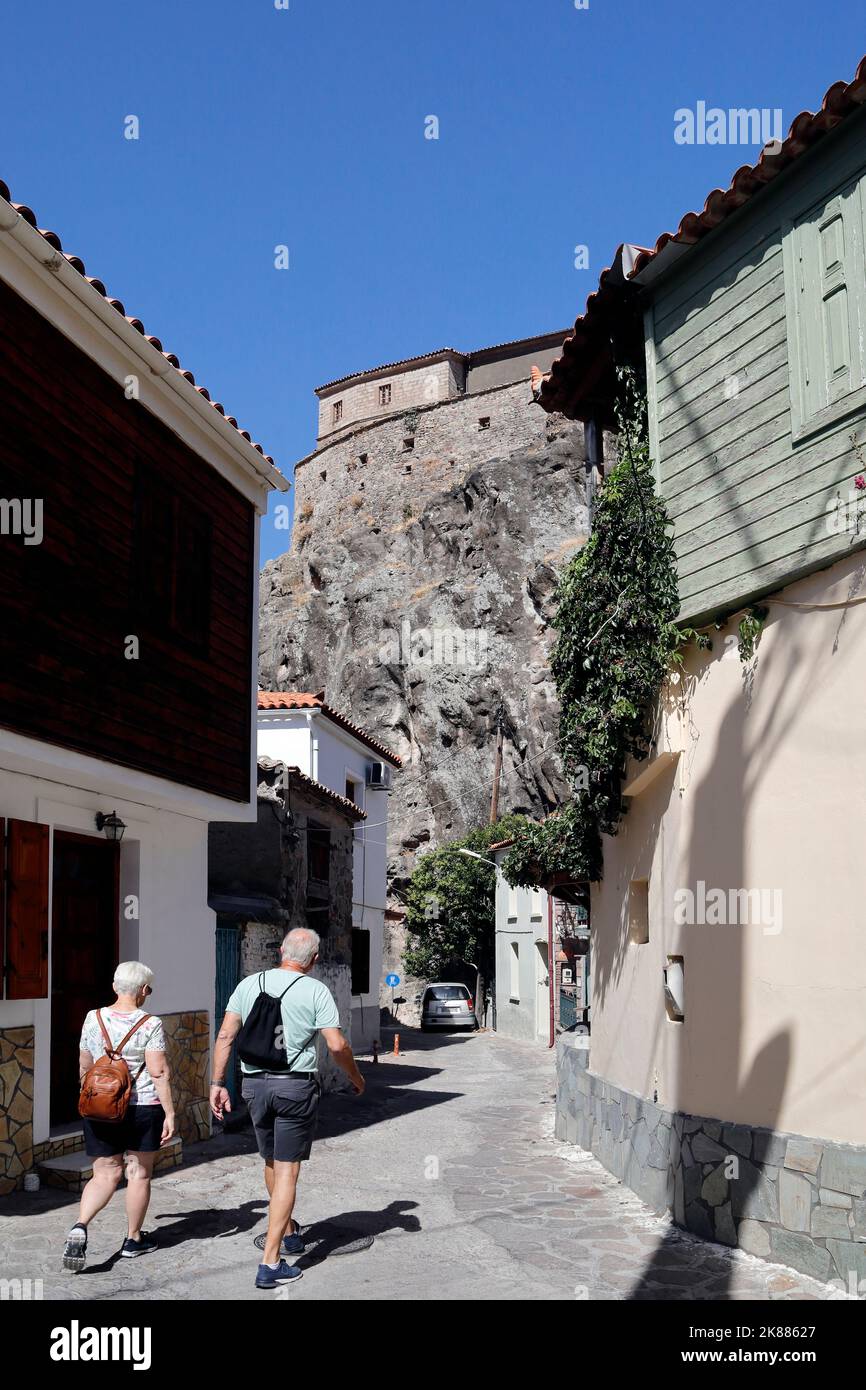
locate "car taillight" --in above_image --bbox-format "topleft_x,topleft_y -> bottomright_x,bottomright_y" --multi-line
467,997 -> 474,1011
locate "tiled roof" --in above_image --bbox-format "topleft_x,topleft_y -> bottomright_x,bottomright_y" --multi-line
0,176 -> 278,467
257,691 -> 402,767
541,54 -> 866,419
316,330 -> 570,394
258,759 -> 367,821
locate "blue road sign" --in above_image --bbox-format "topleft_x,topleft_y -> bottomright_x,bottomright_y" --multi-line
385,973 -> 401,988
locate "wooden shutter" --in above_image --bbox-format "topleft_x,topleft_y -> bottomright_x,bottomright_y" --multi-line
6,820 -> 49,999
790,181 -> 866,431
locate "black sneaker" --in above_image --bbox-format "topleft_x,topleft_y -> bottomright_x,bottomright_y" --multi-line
255,1259 -> 303,1290
62,1224 -> 87,1273
121,1233 -> 158,1258
282,1220 -> 305,1256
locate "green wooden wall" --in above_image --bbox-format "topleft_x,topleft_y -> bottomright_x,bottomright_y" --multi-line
644,108 -> 866,624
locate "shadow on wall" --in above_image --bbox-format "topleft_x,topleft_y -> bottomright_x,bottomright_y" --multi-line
631,616 -> 827,1295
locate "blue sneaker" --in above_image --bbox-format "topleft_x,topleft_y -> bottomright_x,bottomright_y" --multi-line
255,1259 -> 304,1289
121,1233 -> 158,1258
282,1221 -> 305,1256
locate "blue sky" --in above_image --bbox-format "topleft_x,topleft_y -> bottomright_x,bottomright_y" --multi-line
2,1 -> 863,562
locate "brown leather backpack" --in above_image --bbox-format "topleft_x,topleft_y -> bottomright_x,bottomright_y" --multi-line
78,1010 -> 151,1123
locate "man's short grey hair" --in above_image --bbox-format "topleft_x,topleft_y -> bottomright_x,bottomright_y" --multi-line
113,961 -> 154,995
280,928 -> 320,967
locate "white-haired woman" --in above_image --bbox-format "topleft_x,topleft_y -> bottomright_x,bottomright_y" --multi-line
62,961 -> 175,1272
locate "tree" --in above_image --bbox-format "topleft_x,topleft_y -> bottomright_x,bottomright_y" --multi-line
402,814 -> 530,1010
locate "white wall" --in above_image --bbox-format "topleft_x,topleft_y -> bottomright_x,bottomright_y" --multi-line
493,857 -> 549,1042
256,709 -> 391,1048
0,760 -> 215,1145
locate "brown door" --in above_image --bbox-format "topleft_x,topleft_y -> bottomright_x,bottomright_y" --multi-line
51,832 -> 119,1128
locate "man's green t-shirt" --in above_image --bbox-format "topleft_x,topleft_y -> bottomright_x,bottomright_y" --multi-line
226,968 -> 340,1074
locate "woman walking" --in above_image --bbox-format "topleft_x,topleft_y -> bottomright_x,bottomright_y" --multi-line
62,961 -> 175,1272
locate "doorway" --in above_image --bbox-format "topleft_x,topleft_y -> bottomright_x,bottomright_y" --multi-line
535,940 -> 549,1042
51,831 -> 120,1128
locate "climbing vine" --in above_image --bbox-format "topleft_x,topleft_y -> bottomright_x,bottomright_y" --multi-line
502,368 -> 708,888
737,605 -> 768,662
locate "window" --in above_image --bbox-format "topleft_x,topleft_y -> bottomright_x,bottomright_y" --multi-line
403,437 -> 415,452
345,776 -> 362,807
332,400 -> 343,425
507,884 -> 518,921
530,887 -> 544,920
628,879 -> 649,944
509,942 -> 520,1000
379,383 -> 392,406
783,176 -> 866,440
479,416 -> 491,430
307,820 -> 329,885
351,929 -> 371,994
358,452 -> 368,465
134,468 -> 212,651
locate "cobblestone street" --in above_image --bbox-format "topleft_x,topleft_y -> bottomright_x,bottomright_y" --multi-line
0,1031 -> 842,1302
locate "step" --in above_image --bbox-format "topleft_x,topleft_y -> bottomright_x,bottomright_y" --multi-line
37,1137 -> 183,1192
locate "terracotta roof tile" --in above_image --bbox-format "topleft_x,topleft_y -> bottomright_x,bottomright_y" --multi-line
541,54 -> 866,419
257,691 -> 402,767
258,758 -> 367,821
0,176 -> 277,468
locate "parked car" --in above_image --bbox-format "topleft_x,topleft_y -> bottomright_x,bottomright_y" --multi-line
419,982 -> 477,1031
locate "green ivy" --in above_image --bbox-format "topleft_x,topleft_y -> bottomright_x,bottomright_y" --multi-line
737,606 -> 768,662
503,368 -> 707,889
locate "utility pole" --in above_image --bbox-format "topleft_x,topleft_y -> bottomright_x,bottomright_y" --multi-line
489,703 -> 505,824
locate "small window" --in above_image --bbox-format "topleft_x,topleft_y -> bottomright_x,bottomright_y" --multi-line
403,437 -> 415,451
379,383 -> 392,406
479,416 -> 491,430
307,821 -> 330,884
345,777 -> 362,806
628,879 -> 649,944
530,888 -> 544,920
332,400 -> 343,424
509,942 -> 520,1000
403,463 -> 412,474
358,452 -> 368,465
507,884 -> 518,921
351,929 -> 371,994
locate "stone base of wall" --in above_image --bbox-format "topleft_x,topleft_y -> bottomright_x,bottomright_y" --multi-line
161,1011 -> 211,1146
557,1037 -> 866,1287
0,1027 -> 35,1194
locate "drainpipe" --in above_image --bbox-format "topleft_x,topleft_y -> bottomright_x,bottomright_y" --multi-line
584,417 -> 602,528
547,891 -> 555,1049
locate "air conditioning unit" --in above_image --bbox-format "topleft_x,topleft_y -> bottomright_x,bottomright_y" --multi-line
366,761 -> 390,788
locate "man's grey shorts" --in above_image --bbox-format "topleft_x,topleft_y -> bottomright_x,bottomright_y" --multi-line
241,1074 -> 321,1162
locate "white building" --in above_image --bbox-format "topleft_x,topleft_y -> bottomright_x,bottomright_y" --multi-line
0,175 -> 285,1193
257,692 -> 401,1049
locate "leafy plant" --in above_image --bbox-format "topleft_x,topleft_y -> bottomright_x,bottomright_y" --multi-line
402,814 -> 530,987
502,368 -> 703,887
737,606 -> 768,662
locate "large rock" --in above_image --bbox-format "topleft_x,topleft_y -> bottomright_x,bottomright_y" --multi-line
259,396 -> 589,913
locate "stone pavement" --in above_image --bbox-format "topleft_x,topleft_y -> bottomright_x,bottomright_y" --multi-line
0,1030 -> 847,1301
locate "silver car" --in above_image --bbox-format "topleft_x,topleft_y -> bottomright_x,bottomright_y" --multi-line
420,982 -> 477,1031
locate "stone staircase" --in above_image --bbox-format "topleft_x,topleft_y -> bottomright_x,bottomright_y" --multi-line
37,1136 -> 183,1192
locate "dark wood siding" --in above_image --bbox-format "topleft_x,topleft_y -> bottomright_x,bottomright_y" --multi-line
6,820 -> 50,1000
0,275 -> 254,800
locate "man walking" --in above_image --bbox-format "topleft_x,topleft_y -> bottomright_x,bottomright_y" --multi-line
210,927 -> 365,1289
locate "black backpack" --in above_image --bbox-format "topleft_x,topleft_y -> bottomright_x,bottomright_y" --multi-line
236,973 -> 315,1071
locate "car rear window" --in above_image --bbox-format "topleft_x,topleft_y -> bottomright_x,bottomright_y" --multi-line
426,986 -> 468,1001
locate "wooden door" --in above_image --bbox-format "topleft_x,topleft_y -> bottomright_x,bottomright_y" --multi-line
51,832 -> 119,1128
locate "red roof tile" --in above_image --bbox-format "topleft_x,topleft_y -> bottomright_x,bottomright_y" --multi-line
0,177 -> 277,467
541,54 -> 866,420
257,691 -> 402,767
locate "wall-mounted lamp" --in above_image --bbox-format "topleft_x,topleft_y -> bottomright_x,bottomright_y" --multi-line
95,811 -> 127,843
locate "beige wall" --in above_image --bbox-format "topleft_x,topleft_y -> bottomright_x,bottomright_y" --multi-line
317,357 -> 461,442
590,549 -> 866,1145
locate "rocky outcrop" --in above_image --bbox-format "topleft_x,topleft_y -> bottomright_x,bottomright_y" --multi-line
258,380 -> 589,899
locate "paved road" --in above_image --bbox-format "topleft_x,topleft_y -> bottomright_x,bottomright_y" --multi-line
0,1030 -> 837,1301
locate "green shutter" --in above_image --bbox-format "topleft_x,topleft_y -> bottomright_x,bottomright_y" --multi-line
787,178 -> 866,436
